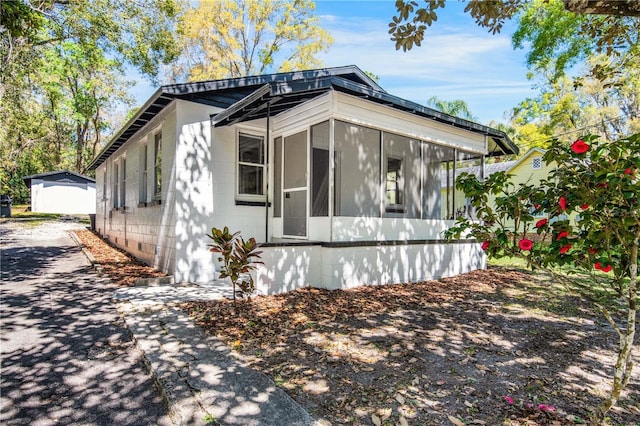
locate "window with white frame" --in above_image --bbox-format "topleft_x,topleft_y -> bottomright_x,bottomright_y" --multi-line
102,170 -> 107,202
139,143 -> 148,204
532,156 -> 543,170
385,156 -> 404,210
112,162 -> 119,209
237,132 -> 265,198
154,132 -> 162,199
120,157 -> 127,208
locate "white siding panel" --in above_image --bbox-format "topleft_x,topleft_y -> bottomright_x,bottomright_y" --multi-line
334,92 -> 486,154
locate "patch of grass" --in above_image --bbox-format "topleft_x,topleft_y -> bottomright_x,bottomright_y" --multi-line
488,256 -> 529,269
2,211 -> 90,226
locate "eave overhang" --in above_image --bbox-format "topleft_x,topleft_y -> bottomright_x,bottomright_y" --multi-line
88,65 -> 517,171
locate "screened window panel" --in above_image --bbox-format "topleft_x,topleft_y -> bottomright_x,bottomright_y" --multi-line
422,143 -> 455,219
383,133 -> 421,218
334,121 -> 381,217
283,131 -> 307,189
273,137 -> 282,217
311,121 -> 330,217
283,190 -> 307,236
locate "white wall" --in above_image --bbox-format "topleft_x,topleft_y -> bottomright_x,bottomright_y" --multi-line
173,100 -> 218,283
31,180 -> 96,215
94,104 -> 177,275
254,241 -> 485,295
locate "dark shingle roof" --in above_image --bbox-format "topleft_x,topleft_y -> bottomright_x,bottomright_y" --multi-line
22,170 -> 95,187
88,65 -> 518,170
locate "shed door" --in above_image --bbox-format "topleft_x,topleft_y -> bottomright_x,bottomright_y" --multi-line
283,131 -> 308,238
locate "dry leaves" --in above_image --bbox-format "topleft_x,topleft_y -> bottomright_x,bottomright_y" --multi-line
75,230 -> 640,425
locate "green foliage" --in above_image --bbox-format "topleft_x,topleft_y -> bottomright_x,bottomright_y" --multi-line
446,133 -> 639,420
389,0 -> 640,55
0,0 -> 179,201
172,0 -> 333,81
509,0 -> 640,144
426,96 -> 478,121
207,227 -> 263,305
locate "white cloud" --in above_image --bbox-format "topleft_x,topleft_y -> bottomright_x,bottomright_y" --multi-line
316,12 -> 535,123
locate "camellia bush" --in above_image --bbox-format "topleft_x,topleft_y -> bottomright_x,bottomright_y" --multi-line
446,133 -> 638,423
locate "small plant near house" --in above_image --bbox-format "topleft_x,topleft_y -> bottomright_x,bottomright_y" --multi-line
207,226 -> 263,306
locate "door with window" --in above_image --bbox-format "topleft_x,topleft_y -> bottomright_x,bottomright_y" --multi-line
283,131 -> 308,238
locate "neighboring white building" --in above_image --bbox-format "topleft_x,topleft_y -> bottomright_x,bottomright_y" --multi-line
87,66 -> 519,295
23,170 -> 96,215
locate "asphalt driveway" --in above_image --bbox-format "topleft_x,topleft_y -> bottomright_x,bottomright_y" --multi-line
0,220 -> 170,426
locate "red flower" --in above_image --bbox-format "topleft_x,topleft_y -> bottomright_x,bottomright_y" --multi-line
556,230 -> 569,240
624,168 -> 635,176
481,241 -> 490,251
588,248 -> 598,255
559,196 -> 567,211
519,239 -> 534,251
559,244 -> 572,254
595,262 -> 612,272
602,264 -> 612,273
571,139 -> 589,154
580,203 -> 589,210
535,218 -> 548,228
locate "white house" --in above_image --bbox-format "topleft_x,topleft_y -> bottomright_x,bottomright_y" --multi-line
23,170 -> 96,215
87,66 -> 519,294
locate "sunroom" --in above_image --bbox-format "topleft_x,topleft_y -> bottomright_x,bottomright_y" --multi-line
208,69 -> 518,292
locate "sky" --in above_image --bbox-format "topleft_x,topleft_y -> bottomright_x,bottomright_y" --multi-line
131,1 -> 537,126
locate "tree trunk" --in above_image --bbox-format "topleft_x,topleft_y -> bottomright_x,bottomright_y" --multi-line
591,236 -> 638,424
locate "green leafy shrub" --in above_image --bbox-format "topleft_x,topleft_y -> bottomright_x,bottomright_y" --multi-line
446,133 -> 639,423
207,226 -> 263,305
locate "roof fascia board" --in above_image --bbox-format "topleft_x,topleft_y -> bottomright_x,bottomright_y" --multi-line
211,84 -> 272,126
329,78 -> 518,155
88,87 -> 166,170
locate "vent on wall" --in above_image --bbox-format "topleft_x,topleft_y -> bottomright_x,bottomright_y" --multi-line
138,242 -> 143,251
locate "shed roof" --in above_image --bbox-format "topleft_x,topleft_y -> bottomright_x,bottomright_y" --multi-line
88,65 -> 519,170
22,170 -> 95,187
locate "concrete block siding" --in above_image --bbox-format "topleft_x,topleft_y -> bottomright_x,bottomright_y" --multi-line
255,241 -> 484,295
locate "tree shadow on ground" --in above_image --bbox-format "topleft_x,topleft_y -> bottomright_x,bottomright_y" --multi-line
182,267 -> 639,425
1,227 -> 169,425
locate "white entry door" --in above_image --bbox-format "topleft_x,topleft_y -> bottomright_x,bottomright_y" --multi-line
283,131 -> 308,238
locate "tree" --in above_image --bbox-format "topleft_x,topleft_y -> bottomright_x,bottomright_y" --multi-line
446,134 -> 639,423
389,0 -> 640,56
1,0 -> 180,201
171,0 -> 333,81
426,96 -> 478,121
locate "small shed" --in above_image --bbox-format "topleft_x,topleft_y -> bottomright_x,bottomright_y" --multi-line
22,170 -> 96,215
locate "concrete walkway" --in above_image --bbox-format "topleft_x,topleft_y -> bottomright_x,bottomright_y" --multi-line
116,302 -> 318,425
86,240 -> 320,424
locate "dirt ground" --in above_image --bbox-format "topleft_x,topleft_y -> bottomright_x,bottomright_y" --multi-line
73,229 -> 639,425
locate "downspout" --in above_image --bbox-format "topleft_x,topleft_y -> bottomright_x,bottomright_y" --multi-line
452,149 -> 457,219
265,102 -> 271,243
329,118 -> 335,242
